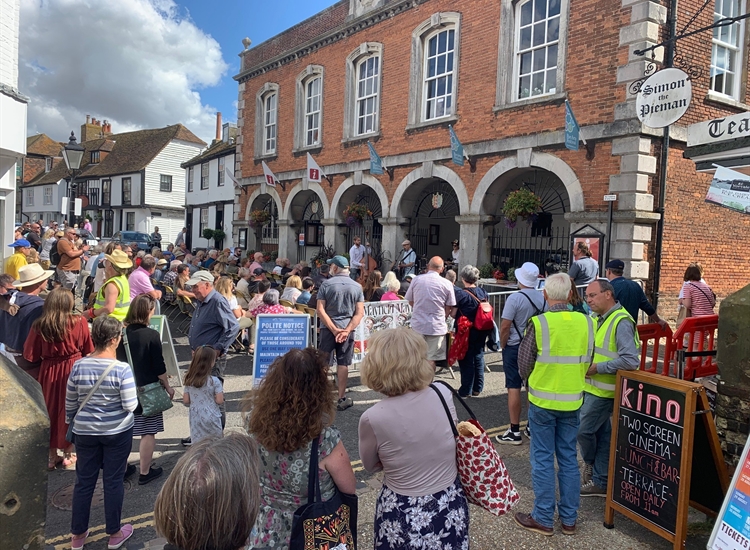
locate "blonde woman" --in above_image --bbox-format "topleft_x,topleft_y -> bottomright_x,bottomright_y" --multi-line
359,328 -> 469,548
280,275 -> 302,303
39,228 -> 57,269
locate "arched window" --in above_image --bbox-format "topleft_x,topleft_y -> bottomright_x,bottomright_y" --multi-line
254,82 -> 280,159
344,43 -> 383,141
294,65 -> 325,151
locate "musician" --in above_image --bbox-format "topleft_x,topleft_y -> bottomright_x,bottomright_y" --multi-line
447,240 -> 460,272
396,240 -> 417,280
349,236 -> 365,281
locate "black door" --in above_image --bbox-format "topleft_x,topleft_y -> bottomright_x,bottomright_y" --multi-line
215,208 -> 224,249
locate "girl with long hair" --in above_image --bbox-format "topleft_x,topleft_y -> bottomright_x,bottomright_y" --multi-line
24,287 -> 94,470
362,269 -> 384,301
183,347 -> 224,443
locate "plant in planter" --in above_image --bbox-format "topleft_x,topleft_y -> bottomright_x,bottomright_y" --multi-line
342,203 -> 372,228
493,268 -> 506,282
202,228 -> 215,242
248,209 -> 271,228
506,267 -> 517,282
212,229 -> 226,242
311,244 -> 336,268
502,188 -> 543,228
478,263 -> 496,279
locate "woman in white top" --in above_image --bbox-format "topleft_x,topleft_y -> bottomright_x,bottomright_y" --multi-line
280,275 -> 302,303
359,328 -> 469,549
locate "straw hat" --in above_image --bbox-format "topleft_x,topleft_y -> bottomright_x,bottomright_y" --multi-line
12,263 -> 55,288
105,249 -> 133,269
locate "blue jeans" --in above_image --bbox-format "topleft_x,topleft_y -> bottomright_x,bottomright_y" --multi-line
458,331 -> 487,396
528,403 -> 580,528
71,427 -> 133,535
577,392 -> 613,488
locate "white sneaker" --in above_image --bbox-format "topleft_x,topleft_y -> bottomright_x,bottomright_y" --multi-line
495,428 -> 522,445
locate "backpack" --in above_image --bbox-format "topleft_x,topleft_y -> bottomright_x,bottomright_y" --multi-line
466,289 -> 495,331
50,240 -> 61,266
511,291 -> 545,339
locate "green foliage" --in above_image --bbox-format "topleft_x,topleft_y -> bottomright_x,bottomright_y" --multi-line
478,263 -> 496,279
507,267 -> 517,282
502,188 -> 543,226
202,228 -> 215,240
212,229 -> 226,241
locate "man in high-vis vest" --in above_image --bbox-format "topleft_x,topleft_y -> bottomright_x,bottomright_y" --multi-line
514,273 -> 594,537
578,278 -> 640,497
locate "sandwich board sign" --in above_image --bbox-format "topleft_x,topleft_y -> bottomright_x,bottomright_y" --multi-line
148,315 -> 182,387
708,436 -> 750,550
252,314 -> 310,387
604,370 -> 728,549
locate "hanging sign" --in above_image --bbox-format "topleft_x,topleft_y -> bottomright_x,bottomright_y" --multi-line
636,68 -> 692,128
706,165 -> 750,216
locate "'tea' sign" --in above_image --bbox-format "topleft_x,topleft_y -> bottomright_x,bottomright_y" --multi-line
636,68 -> 692,129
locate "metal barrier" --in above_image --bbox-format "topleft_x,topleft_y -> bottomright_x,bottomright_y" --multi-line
636,323 -> 675,376
673,314 -> 719,380
484,284 -> 589,327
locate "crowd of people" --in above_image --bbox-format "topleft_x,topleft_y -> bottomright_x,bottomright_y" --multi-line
1,224 -> 722,549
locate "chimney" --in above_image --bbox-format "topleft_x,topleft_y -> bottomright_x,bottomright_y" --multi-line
86,114 -> 90,124
215,112 -> 222,141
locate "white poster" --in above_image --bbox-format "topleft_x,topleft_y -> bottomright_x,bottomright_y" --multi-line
352,300 -> 412,364
706,166 -> 750,215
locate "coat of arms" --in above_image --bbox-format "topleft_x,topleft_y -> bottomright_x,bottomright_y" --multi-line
432,192 -> 443,209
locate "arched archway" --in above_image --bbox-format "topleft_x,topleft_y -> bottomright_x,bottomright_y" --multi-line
246,191 -> 281,253
334,181 -> 385,266
284,182 -> 330,264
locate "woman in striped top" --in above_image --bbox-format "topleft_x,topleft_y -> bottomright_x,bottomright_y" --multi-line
66,316 -> 137,550
680,264 -> 716,317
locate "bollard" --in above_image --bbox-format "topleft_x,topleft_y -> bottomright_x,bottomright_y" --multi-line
0,355 -> 49,549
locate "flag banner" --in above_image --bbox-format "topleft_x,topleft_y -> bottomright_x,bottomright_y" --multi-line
449,125 -> 464,166
565,100 -> 580,151
306,152 -> 324,183
225,166 -> 241,189
261,161 -> 279,187
706,165 -> 750,216
368,142 -> 384,175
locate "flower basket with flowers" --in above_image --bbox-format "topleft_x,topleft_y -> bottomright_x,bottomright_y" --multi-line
502,188 -> 543,228
249,209 -> 271,228
342,203 -> 372,228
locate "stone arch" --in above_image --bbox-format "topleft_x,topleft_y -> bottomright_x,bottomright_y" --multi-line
390,164 -> 470,218
471,152 -> 585,215
244,186 -> 282,219
330,174 -> 389,220
282,180 -> 330,220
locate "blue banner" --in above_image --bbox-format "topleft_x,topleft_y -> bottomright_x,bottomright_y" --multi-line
449,125 -> 464,166
368,141 -> 384,175
252,314 -> 310,387
565,100 -> 580,151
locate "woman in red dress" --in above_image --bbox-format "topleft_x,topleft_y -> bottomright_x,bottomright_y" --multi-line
24,288 -> 94,470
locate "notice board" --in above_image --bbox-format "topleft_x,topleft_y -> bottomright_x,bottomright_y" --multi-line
708,437 -> 750,550
252,314 -> 310,387
604,370 -> 728,549
148,315 -> 182,387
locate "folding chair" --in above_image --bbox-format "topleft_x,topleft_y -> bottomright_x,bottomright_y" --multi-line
294,303 -> 307,312
279,299 -> 294,308
177,296 -> 195,333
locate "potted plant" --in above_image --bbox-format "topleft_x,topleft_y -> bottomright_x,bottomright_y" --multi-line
202,228 -> 215,242
248,209 -> 271,228
342,203 -> 372,228
213,229 -> 226,242
502,188 -> 543,228
493,268 -> 506,282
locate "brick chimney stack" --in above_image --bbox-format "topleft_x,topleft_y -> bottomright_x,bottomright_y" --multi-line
216,112 -> 222,141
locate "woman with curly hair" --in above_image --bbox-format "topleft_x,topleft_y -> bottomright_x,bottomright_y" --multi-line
243,348 -> 356,550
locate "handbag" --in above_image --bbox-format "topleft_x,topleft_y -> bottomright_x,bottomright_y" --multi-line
465,289 -> 494,331
430,381 -> 520,516
290,436 -> 358,550
448,316 -> 472,365
676,304 -> 689,323
123,328 -> 173,417
66,360 -> 119,443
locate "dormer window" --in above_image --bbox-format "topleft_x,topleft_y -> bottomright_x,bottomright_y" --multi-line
91,151 -> 100,164
45,158 -> 52,172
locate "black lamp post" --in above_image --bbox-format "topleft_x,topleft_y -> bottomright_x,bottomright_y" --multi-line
61,131 -> 84,227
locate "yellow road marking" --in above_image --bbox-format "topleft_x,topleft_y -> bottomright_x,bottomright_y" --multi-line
52,520 -> 154,550
45,512 -> 154,544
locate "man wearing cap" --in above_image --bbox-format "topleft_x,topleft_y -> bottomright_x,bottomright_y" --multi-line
400,272 -> 414,295
316,255 -> 365,411
405,257 -> 456,369
568,242 -> 600,285
0,264 -> 55,377
4,238 -> 31,280
604,259 -> 667,328
578,279 -> 640,498
56,227 -> 89,291
396,240 -> 417,279
186,270 -> 239,434
497,262 -> 548,445
247,267 -> 267,295
84,249 -> 132,322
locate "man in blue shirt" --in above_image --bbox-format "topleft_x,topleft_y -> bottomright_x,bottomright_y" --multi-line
604,260 -> 667,328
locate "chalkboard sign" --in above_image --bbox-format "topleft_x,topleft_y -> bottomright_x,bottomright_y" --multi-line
252,314 -> 310,387
605,370 -> 728,550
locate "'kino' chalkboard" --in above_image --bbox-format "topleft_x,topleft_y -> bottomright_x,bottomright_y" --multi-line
604,370 -> 728,550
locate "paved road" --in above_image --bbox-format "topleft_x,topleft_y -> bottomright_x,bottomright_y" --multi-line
42,321 -> 713,549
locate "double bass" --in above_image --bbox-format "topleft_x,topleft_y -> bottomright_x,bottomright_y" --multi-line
357,230 -> 378,285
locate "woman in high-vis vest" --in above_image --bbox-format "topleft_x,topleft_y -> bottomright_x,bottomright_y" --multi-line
83,249 -> 132,322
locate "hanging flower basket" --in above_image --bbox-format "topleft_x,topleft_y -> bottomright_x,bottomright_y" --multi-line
502,188 -> 543,228
342,203 -> 372,228
249,209 -> 271,228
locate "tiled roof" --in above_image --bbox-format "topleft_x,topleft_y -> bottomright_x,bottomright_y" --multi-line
26,134 -> 64,157
25,124 -> 206,187
182,139 -> 236,168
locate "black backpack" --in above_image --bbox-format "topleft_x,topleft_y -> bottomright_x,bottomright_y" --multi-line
512,292 -> 546,339
50,240 -> 61,266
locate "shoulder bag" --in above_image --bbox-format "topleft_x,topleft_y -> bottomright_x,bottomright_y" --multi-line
123,328 -> 173,417
290,435 -> 358,550
465,288 -> 494,331
511,291 -> 544,341
66,360 -> 119,443
430,380 -> 520,517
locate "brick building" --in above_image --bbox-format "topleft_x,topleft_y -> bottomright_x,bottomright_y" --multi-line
232,0 -> 749,317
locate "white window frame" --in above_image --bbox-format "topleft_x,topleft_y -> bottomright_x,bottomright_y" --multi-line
294,65 -> 325,151
710,0 -> 746,100
160,174 -> 172,192
45,158 -> 52,172
218,157 -> 225,186
126,211 -> 135,231
407,13 -> 461,129
26,188 -> 34,206
200,163 -> 209,190
343,43 -> 383,141
423,28 -> 457,121
122,177 -> 132,205
188,167 -> 194,192
304,77 -> 322,147
43,186 -> 53,205
513,0 -> 561,101
264,93 -> 278,154
254,82 -> 280,159
495,0 -> 569,111
200,208 -> 209,235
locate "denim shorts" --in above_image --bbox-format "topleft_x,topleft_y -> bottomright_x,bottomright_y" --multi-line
502,343 -> 522,389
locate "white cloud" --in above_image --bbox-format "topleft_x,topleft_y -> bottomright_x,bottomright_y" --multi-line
19,0 -> 228,144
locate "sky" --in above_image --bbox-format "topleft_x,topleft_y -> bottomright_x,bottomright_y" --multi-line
19,0 -> 339,145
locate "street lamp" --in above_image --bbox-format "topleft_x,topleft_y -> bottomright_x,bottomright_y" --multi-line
61,131 -> 84,227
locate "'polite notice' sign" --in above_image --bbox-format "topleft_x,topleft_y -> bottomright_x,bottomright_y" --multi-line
252,314 -> 310,387
636,68 -> 692,129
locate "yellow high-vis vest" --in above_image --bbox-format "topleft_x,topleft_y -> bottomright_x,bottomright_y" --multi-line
93,275 -> 131,321
528,310 -> 594,411
585,307 -> 638,399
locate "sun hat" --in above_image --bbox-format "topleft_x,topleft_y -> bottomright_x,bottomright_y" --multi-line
105,249 -> 133,269
55,230 -> 64,237
174,249 -> 186,257
186,270 -> 215,286
8,239 -> 31,248
157,258 -> 168,266
515,262 -> 541,288
326,255 -> 349,268
12,263 -> 55,288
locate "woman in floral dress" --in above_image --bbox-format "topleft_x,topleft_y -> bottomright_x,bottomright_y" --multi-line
359,328 -> 470,549
244,348 -> 356,550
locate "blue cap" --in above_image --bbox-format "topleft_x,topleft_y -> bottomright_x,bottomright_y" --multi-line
8,239 -> 31,248
326,255 -> 349,268
605,259 -> 625,270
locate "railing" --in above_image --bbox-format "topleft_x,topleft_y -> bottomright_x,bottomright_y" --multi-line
490,225 -> 570,274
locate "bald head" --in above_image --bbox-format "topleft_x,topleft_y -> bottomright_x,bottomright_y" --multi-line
427,256 -> 444,272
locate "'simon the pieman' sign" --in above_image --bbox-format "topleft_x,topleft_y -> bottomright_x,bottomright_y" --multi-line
636,68 -> 692,128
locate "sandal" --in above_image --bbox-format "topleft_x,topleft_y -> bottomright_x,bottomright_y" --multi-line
71,529 -> 89,550
48,456 -> 63,471
62,453 -> 77,470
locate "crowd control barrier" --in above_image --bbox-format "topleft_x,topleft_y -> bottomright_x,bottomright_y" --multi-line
672,314 -> 719,380
636,323 -> 675,376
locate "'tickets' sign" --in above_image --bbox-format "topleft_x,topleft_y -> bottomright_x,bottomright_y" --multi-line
636,68 -> 692,128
